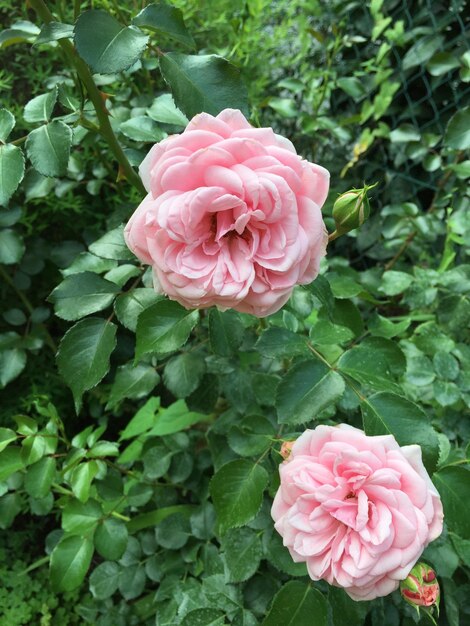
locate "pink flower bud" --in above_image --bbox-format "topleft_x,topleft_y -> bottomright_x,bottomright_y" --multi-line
400,563 -> 440,614
280,441 -> 294,460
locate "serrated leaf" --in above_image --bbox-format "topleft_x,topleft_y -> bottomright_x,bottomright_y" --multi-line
89,225 -> 135,261
25,120 -> 72,177
361,391 -> 439,473
23,88 -> 57,123
95,518 -> 128,560
444,106 -> 470,150
120,116 -> 166,142
70,461 -> 99,503
50,535 -> 94,592
74,10 -> 148,74
49,272 -> 119,321
0,348 -> 27,387
119,396 -> 160,440
89,561 -> 121,600
275,360 -> 345,424
135,299 -> 199,358
147,93 -> 188,126
434,467 -> 470,539
62,499 -> 102,535
180,609 -> 225,626
107,362 -> 159,409
57,317 -> 117,412
0,108 -> 15,142
262,581 -> 327,626
0,144 -> 25,206
210,459 -> 268,533
35,21 -> 74,44
222,527 -> 262,583
163,352 -> 205,398
255,327 -> 309,358
159,53 -> 249,119
114,288 -> 162,332
133,3 -> 195,48
208,308 -> 244,356
0,228 -> 25,263
24,456 -> 56,499
148,399 -> 210,436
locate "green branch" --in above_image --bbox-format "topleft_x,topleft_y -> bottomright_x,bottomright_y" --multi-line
29,0 -> 146,195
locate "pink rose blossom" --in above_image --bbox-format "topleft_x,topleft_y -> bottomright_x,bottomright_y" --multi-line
271,424 -> 443,601
124,108 -> 329,317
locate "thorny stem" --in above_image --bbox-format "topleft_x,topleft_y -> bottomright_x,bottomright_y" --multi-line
29,0 -> 146,195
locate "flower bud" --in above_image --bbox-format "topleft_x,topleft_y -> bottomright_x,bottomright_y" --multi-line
400,563 -> 440,616
332,184 -> 375,235
280,441 -> 294,460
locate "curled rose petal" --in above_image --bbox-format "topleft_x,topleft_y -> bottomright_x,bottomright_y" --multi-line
124,108 -> 329,317
271,425 -> 444,601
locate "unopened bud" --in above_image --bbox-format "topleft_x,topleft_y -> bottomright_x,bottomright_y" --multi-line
332,183 -> 376,236
280,441 -> 294,460
400,563 -> 440,616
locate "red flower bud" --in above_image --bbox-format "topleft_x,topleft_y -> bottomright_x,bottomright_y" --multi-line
400,563 -> 440,617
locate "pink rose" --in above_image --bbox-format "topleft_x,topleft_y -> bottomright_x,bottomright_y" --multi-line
124,109 -> 329,317
271,425 -> 443,601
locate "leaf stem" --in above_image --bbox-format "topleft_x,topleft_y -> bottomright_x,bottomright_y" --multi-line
29,0 -> 146,195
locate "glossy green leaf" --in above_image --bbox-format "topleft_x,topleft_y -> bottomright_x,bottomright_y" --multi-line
210,459 -> 268,533
49,272 -> 119,321
25,120 -> 72,177
23,89 -> 57,123
135,299 -> 199,358
0,348 -> 26,387
89,225 -> 135,261
208,308 -> 245,356
57,317 -> 117,412
444,106 -> 470,150
180,609 -> 225,626
361,391 -> 439,473
119,396 -> 160,440
148,399 -> 210,436
74,10 -> 149,74
147,93 -> 188,126
114,288 -> 162,332
159,53 -> 249,119
133,3 -> 195,48
163,352 -> 205,398
0,144 -> 25,206
35,21 -> 74,44
434,467 -> 470,539
24,456 -> 56,499
120,116 -> 166,142
50,535 -> 94,592
276,360 -> 345,424
95,518 -> 128,560
70,461 -> 99,503
262,581 -> 327,626
107,362 -> 159,409
89,561 -> 121,600
62,499 -> 102,535
0,108 -> 15,142
0,447 -> 24,481
255,327 -> 309,358
221,527 -> 262,583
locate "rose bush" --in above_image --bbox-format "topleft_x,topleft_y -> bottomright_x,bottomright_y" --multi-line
271,425 -> 443,601
124,108 -> 329,316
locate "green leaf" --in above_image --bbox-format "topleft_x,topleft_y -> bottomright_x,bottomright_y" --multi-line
262,581 -> 327,626
50,535 -> 94,592
180,609 -> 225,626
95,518 -> 128,560
35,21 -> 74,44
57,317 -> 117,412
25,120 -> 72,177
163,352 -> 205,398
0,21 -> 40,48
434,467 -> 470,539
306,274 -> 335,320
255,327 -> 309,359
74,10 -> 149,74
444,106 -> 470,150
62,252 -> 117,277
338,337 -> 406,393
227,415 -> 273,457
24,456 -> 56,499
208,308 -> 244,356
107,362 -> 159,409
328,587 -> 369,626
23,88 -> 57,123
266,532 -> 307,577
89,561 -> 121,600
155,512 -> 190,549
336,76 -> 367,100
276,360 -> 345,424
70,461 -> 99,503
0,348 -> 27,387
221,527 -> 262,583
120,116 -> 166,142
0,447 -> 24,481
0,108 -> 15,142
379,270 -> 413,296
119,396 -> 160,440
127,504 -> 194,533
147,93 -> 188,126
427,51 -> 460,76
210,459 -> 268,533
361,392 -> 439,473
49,272 -> 119,321
0,492 -> 22,529
62,499 -> 102,535
0,427 -> 17,452
0,227 -> 25,263
133,3 -> 195,48
148,399 -> 210,436
0,144 -> 25,206
89,225 -> 135,261
159,53 -> 249,119
135,299 -> 199,358
309,319 -> 354,345
403,35 -> 445,71
114,288 -> 162,332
